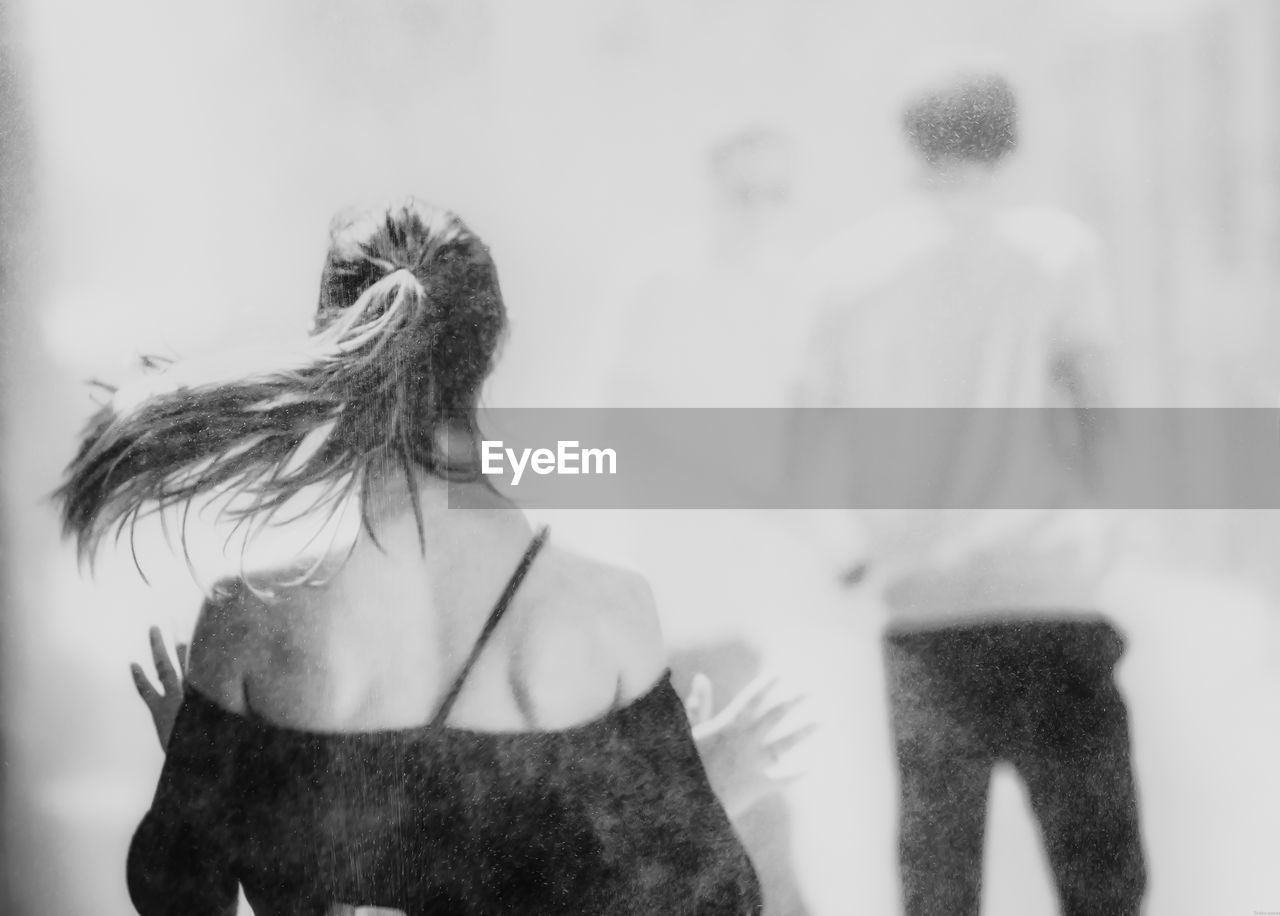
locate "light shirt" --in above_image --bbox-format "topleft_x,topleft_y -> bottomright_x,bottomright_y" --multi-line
796,187 -> 1118,626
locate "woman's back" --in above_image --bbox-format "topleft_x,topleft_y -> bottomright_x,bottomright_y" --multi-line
128,478 -> 762,915
191,475 -> 666,738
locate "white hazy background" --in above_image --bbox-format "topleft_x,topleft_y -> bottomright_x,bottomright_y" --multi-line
2,1 -> 1280,914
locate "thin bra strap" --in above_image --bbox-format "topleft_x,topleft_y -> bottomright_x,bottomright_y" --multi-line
430,526 -> 551,727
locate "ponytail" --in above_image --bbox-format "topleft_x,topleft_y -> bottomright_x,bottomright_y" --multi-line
57,268 -> 449,570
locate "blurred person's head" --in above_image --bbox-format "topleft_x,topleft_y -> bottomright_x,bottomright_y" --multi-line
57,197 -> 507,567
708,126 -> 795,214
901,71 -> 1018,182
705,126 -> 796,261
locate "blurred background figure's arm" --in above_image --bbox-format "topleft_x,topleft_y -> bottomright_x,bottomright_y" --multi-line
784,274 -> 877,587
1049,227 -> 1121,496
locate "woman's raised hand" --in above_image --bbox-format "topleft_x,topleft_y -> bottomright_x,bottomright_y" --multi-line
129,626 -> 188,752
686,673 -> 816,819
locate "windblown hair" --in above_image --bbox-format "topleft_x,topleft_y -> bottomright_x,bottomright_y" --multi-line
902,72 -> 1018,167
56,198 -> 507,572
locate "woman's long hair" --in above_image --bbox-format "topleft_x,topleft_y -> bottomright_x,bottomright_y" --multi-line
55,198 -> 507,578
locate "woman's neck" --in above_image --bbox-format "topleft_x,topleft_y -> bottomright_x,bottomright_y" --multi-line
232,468 -> 528,589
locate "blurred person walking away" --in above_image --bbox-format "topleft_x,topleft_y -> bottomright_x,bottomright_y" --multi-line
610,125 -> 806,410
795,70 -> 1146,916
605,126 -> 829,915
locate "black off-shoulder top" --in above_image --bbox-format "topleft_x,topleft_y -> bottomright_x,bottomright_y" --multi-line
126,529 -> 762,915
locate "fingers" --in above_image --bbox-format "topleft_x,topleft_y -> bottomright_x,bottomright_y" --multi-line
752,692 -> 806,733
130,663 -> 161,706
719,672 -> 782,721
720,675 -> 809,738
149,626 -> 182,693
764,720 -> 819,763
176,643 -> 189,677
755,723 -> 819,797
761,765 -> 807,790
684,673 -> 714,725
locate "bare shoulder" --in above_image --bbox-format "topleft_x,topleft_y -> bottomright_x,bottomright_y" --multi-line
184,577 -> 267,712
516,545 -> 667,712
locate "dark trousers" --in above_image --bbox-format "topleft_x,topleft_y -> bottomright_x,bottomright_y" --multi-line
884,618 -> 1146,916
